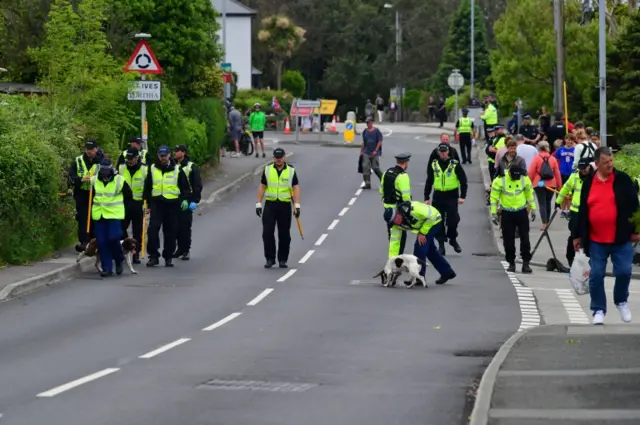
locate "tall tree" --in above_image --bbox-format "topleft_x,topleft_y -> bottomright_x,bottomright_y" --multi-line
257,14 -> 306,90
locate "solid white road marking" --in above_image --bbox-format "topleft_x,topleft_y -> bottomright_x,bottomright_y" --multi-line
299,250 -> 315,264
277,269 -> 297,282
355,189 -> 363,196
315,234 -> 328,246
328,219 -> 339,230
247,288 -> 274,306
37,368 -> 120,397
139,338 -> 191,359
338,207 -> 349,216
360,181 -> 365,188
348,197 -> 357,206
202,312 -> 242,331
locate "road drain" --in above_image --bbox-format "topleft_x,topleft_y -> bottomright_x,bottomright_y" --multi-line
454,349 -> 498,358
471,252 -> 501,257
197,379 -> 317,393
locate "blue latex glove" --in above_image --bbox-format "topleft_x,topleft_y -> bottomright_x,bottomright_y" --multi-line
189,202 -> 197,212
537,180 -> 545,188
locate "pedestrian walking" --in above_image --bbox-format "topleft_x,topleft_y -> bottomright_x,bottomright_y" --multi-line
527,141 -> 563,230
454,108 -> 474,164
118,148 -> 147,264
256,148 -> 300,269
495,138 -> 527,178
572,147 -> 640,325
249,103 -> 267,158
360,117 -> 383,189
144,145 -> 191,267
228,103 -> 243,158
375,94 -> 385,123
380,152 -> 412,254
173,145 -> 202,261
424,143 -> 468,255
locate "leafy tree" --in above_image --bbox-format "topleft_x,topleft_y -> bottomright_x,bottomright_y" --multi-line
430,0 -> 492,98
281,69 -> 306,97
258,14 -> 306,90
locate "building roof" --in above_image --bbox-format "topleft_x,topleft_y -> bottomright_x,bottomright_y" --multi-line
211,0 -> 256,17
0,83 -> 48,94
252,67 -> 262,75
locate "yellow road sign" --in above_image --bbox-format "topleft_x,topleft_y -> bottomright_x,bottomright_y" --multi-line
313,99 -> 338,115
344,120 -> 355,143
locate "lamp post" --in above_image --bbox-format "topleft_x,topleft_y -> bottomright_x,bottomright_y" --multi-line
470,0 -> 475,100
222,0 -> 230,100
598,0 -> 607,146
384,3 -> 402,121
134,33 -> 151,147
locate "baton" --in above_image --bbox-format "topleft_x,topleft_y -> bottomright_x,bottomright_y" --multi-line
290,189 -> 304,240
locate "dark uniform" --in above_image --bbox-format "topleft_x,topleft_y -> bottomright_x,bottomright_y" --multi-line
118,148 -> 147,263
143,145 -> 191,267
486,124 -> 506,181
425,143 -> 468,255
117,137 -> 148,166
545,113 -> 567,153
174,145 -> 203,260
256,148 -> 300,269
455,108 -> 474,164
68,140 -> 103,250
428,141 -> 460,164
517,114 -> 539,145
380,152 -> 413,255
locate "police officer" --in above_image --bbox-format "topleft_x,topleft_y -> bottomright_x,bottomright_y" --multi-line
256,148 -> 300,269
388,201 -> 457,285
490,165 -> 536,273
487,124 -> 506,181
118,148 -> 147,264
143,145 -> 191,267
68,139 -> 102,251
555,157 -> 593,266
481,94 -> 499,140
429,133 -> 460,164
455,108 -> 474,164
517,114 -> 540,145
118,137 -> 148,166
424,143 -> 468,255
173,145 -> 203,260
380,152 -> 412,254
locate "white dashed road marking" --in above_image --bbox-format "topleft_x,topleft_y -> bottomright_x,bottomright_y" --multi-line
355,189 -> 363,196
299,250 -> 315,264
338,207 -> 349,216
555,289 -> 590,324
277,269 -> 297,282
139,338 -> 191,359
501,261 -> 542,331
315,234 -> 328,246
348,197 -> 357,206
37,368 -> 120,397
247,288 -> 274,306
202,312 -> 242,331
328,219 -> 340,230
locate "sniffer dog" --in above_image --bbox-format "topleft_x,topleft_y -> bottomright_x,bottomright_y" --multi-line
76,237 -> 138,274
373,254 -> 428,288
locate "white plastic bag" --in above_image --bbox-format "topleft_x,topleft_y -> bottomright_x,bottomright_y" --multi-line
569,251 -> 590,295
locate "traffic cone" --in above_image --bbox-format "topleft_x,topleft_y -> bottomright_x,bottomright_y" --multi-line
284,117 -> 291,134
329,116 -> 337,133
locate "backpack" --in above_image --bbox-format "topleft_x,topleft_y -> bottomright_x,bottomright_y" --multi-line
579,142 -> 596,160
540,156 -> 554,181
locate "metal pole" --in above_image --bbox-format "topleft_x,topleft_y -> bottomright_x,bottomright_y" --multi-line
222,0 -> 230,99
553,0 -> 565,114
470,0 -> 475,100
599,0 -> 607,146
455,88 -> 459,122
141,74 -> 147,146
396,10 -> 401,122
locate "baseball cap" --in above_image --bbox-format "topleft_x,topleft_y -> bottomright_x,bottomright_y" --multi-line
130,137 -> 143,145
85,140 -> 98,149
437,143 -> 449,152
273,148 -> 285,158
578,157 -> 592,169
157,145 -> 171,156
126,148 -> 139,158
175,145 -> 187,152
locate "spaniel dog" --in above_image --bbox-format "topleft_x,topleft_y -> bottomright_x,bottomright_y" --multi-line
76,237 -> 138,274
373,254 -> 428,288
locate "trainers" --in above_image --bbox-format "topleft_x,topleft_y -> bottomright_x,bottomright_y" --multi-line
593,310 -> 605,325
616,302 -> 632,323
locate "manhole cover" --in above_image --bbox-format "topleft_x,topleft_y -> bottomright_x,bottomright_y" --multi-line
454,349 -> 498,358
198,379 -> 317,393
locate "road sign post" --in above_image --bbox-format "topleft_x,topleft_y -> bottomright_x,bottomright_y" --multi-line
448,69 -> 465,122
290,99 -> 321,143
124,35 -> 163,146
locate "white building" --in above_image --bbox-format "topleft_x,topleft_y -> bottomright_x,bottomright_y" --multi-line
212,0 -> 256,90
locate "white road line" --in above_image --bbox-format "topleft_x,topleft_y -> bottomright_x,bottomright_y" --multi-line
338,207 -> 349,216
37,368 -> 120,397
299,250 -> 315,264
247,288 -> 274,306
355,189 -> 363,196
328,219 -> 339,230
555,289 -> 590,324
348,197 -> 357,206
315,234 -> 328,246
139,338 -> 191,359
360,181 -> 365,188
277,269 -> 297,282
202,312 -> 242,331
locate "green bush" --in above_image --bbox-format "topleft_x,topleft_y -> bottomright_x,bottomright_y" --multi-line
142,87 -> 188,155
403,89 -> 422,110
281,70 -> 306,97
182,117 -> 209,164
183,97 -> 226,164
614,144 -> 640,233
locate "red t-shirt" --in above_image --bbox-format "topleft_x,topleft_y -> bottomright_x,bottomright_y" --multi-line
587,173 -> 617,243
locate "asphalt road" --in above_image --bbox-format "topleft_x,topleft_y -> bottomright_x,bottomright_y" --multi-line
0,134 -> 521,424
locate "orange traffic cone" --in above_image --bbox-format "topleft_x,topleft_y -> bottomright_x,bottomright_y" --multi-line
284,117 -> 291,134
329,116 -> 337,132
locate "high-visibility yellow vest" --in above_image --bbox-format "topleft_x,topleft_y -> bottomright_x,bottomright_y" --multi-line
380,167 -> 411,208
76,155 -> 99,191
432,160 -> 460,191
490,175 -> 536,214
487,135 -> 506,164
118,164 -> 148,201
482,103 -> 498,125
123,149 -> 148,165
264,163 -> 295,202
180,161 -> 194,192
90,175 -> 125,220
458,117 -> 473,133
389,202 -> 442,257
151,164 -> 180,199
556,171 -> 583,213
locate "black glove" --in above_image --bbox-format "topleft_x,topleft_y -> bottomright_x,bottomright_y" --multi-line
531,211 -> 536,222
293,203 -> 300,218
255,202 -> 262,217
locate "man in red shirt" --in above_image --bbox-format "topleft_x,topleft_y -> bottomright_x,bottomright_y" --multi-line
573,147 -> 640,325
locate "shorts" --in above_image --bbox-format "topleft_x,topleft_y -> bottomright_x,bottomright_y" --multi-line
252,131 -> 264,139
230,129 -> 242,141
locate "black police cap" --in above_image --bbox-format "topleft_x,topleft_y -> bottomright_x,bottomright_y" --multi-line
273,147 -> 286,158
126,148 -> 139,157
394,152 -> 411,161
437,143 -> 450,152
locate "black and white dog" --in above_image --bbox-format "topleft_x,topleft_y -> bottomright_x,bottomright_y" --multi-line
76,237 -> 138,274
373,254 -> 428,288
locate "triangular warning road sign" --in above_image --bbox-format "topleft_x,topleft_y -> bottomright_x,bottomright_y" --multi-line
124,40 -> 163,74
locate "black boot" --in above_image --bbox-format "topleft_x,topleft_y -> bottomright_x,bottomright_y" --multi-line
115,262 -> 124,275
165,258 -> 174,267
522,262 -> 532,274
133,253 -> 141,264
449,239 -> 462,253
181,252 -> 190,261
279,261 -> 288,268
100,270 -> 113,278
172,249 -> 183,259
146,257 -> 159,267
435,271 -> 456,285
438,242 -> 446,256
507,262 -> 516,272
264,259 -> 275,268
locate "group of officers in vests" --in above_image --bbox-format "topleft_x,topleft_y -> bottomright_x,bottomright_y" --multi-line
69,137 -> 202,276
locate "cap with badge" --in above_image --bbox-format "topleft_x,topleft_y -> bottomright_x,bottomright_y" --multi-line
126,148 -> 139,158
273,147 -> 286,158
523,114 -> 531,120
577,157 -> 593,170
175,145 -> 187,152
394,152 -> 411,162
85,140 -> 98,149
493,124 -> 505,130
157,145 -> 171,156
130,137 -> 143,145
437,143 -> 450,152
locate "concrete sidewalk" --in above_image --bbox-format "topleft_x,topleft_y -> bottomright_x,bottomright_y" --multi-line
0,152 -> 287,302
470,324 -> 640,425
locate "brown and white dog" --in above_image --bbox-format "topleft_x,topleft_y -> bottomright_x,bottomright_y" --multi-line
76,237 -> 138,274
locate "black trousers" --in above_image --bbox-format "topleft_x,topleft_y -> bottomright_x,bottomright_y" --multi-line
488,161 -> 496,181
459,134 -> 472,163
566,211 -> 578,265
147,201 -> 179,260
432,194 -> 460,244
262,200 -> 292,262
501,209 -> 531,264
176,210 -> 194,253
122,200 -> 143,253
74,190 -> 93,245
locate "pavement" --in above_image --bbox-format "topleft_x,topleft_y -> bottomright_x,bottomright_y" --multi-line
0,128 -> 522,424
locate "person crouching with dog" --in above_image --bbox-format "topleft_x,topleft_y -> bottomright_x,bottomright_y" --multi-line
118,148 -> 146,264
91,158 -> 133,277
387,201 -> 457,285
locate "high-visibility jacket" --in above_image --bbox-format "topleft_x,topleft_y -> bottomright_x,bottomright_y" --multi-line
91,175 -> 125,220
179,161 -> 194,191
487,135 -> 506,164
380,166 -> 411,208
118,164 -> 147,201
151,164 -> 180,199
458,117 -> 473,134
556,171 -> 583,213
481,103 -> 498,125
389,202 -> 442,258
490,175 -> 536,215
264,163 -> 295,202
432,160 -> 460,191
123,149 -> 148,165
76,155 -> 99,191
